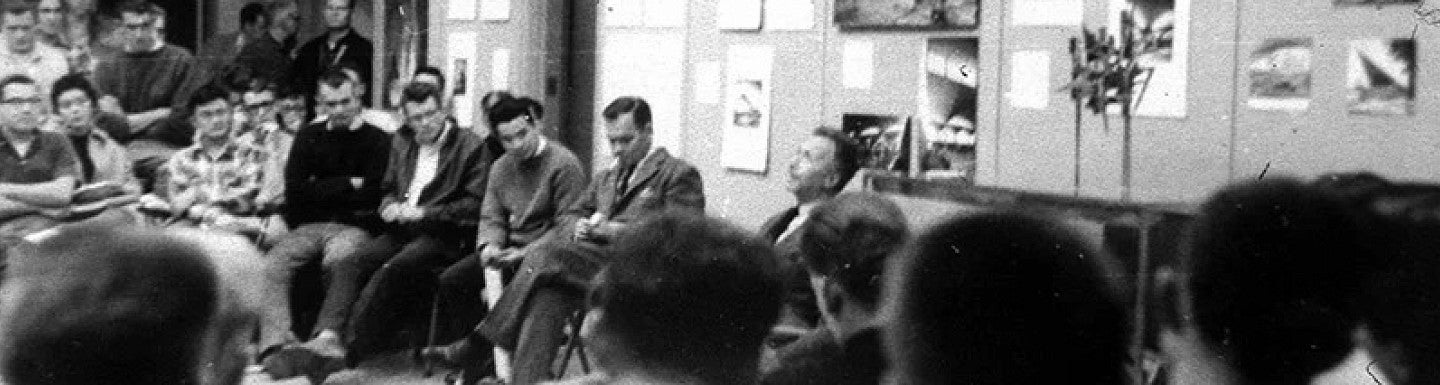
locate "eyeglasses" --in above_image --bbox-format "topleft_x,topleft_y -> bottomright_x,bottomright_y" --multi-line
0,97 -> 41,106
241,101 -> 275,113
405,109 -> 445,126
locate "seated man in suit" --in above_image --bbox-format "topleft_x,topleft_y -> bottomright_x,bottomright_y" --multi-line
760,126 -> 861,340
426,96 -> 704,384
543,212 -> 784,385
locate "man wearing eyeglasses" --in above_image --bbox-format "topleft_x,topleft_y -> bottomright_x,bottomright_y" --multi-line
236,80 -> 297,213
92,1 -> 201,191
257,69 -> 392,382
0,74 -> 79,245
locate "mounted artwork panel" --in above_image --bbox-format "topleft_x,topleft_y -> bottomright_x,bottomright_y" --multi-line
1247,38 -> 1313,111
841,114 -> 911,173
1107,0 -> 1189,117
1347,39 -> 1417,116
834,0 -> 980,29
917,38 -> 979,180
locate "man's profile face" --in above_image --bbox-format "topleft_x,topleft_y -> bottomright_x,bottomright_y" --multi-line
403,96 -> 446,144
2,11 -> 37,54
788,135 -> 839,193
604,112 -> 652,167
495,115 -> 536,152
191,99 -> 234,141
0,82 -> 42,132
55,88 -> 96,134
120,11 -> 158,52
322,0 -> 351,30
317,82 -> 359,128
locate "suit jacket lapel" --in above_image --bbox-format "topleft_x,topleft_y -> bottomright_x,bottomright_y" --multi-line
613,149 -> 667,211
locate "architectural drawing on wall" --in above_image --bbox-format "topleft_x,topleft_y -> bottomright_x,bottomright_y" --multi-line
1347,39 -> 1417,116
917,38 -> 979,180
1247,38 -> 1313,111
721,45 -> 774,172
1108,0 -> 1189,117
445,31 -> 478,127
841,114 -> 910,173
834,0 -> 979,29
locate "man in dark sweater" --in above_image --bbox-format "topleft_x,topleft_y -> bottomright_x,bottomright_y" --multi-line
93,1 -> 200,149
293,0 -> 373,106
258,70 -> 390,382
279,82 -> 497,382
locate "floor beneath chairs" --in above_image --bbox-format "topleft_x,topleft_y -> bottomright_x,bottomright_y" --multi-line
241,349 -> 461,385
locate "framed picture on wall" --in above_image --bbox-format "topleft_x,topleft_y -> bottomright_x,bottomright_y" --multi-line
841,114 -> 911,172
1347,39 -> 1416,116
917,38 -> 979,180
834,0 -> 979,29
1247,38 -> 1313,111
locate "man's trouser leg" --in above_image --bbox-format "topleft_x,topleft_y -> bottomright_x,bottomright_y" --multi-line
510,287 -> 581,385
260,223 -> 372,349
314,232 -> 401,341
347,235 -> 463,358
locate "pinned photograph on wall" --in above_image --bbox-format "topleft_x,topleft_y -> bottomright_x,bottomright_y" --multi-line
1347,39 -> 1416,116
917,38 -> 979,180
1108,0 -> 1189,117
452,58 -> 468,95
841,114 -> 911,173
1247,38 -> 1312,111
834,0 -> 979,29
721,45 -> 774,172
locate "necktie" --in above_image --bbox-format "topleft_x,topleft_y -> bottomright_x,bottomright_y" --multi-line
616,166 -> 635,196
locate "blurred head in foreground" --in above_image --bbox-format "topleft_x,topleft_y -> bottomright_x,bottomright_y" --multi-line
0,225 -> 263,385
881,211 -> 1129,385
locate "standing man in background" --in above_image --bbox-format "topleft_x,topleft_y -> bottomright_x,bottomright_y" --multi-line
235,0 -> 298,87
293,0 -> 373,107
0,3 -> 71,111
197,2 -> 267,83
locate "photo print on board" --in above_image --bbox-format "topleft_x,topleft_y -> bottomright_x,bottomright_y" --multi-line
1347,39 -> 1417,116
917,37 -> 979,180
834,0 -> 979,29
1247,38 -> 1313,111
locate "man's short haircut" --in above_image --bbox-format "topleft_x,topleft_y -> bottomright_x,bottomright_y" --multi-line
399,81 -> 441,108
480,90 -> 513,112
601,96 -> 651,131
119,0 -> 164,19
812,126 -> 860,193
1183,179 -> 1372,384
317,67 -> 355,91
414,65 -> 445,92
800,192 -> 908,306
240,2 -> 266,26
0,226 -> 220,384
3,3 -> 35,20
50,73 -> 99,109
589,212 -> 784,382
0,74 -> 36,100
884,211 -> 1128,384
187,82 -> 231,110
487,96 -> 539,129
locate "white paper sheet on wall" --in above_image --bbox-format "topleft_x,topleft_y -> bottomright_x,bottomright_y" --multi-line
1008,51 -> 1052,110
491,48 -> 511,91
447,0 -> 476,20
842,40 -> 874,89
717,0 -> 764,30
721,45 -> 774,173
605,0 -> 643,26
644,0 -> 686,27
480,0 -> 511,21
694,61 -> 722,105
1011,0 -> 1083,26
764,0 -> 815,30
446,32 -> 479,127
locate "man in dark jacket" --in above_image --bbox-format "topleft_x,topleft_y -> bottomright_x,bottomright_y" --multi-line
277,82 -> 495,382
292,0 -> 372,105
257,70 -> 390,381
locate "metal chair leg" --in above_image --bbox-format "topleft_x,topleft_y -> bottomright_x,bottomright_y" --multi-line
423,290 -> 442,377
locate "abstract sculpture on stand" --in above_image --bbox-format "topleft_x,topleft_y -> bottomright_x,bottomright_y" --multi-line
1059,10 -> 1166,201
